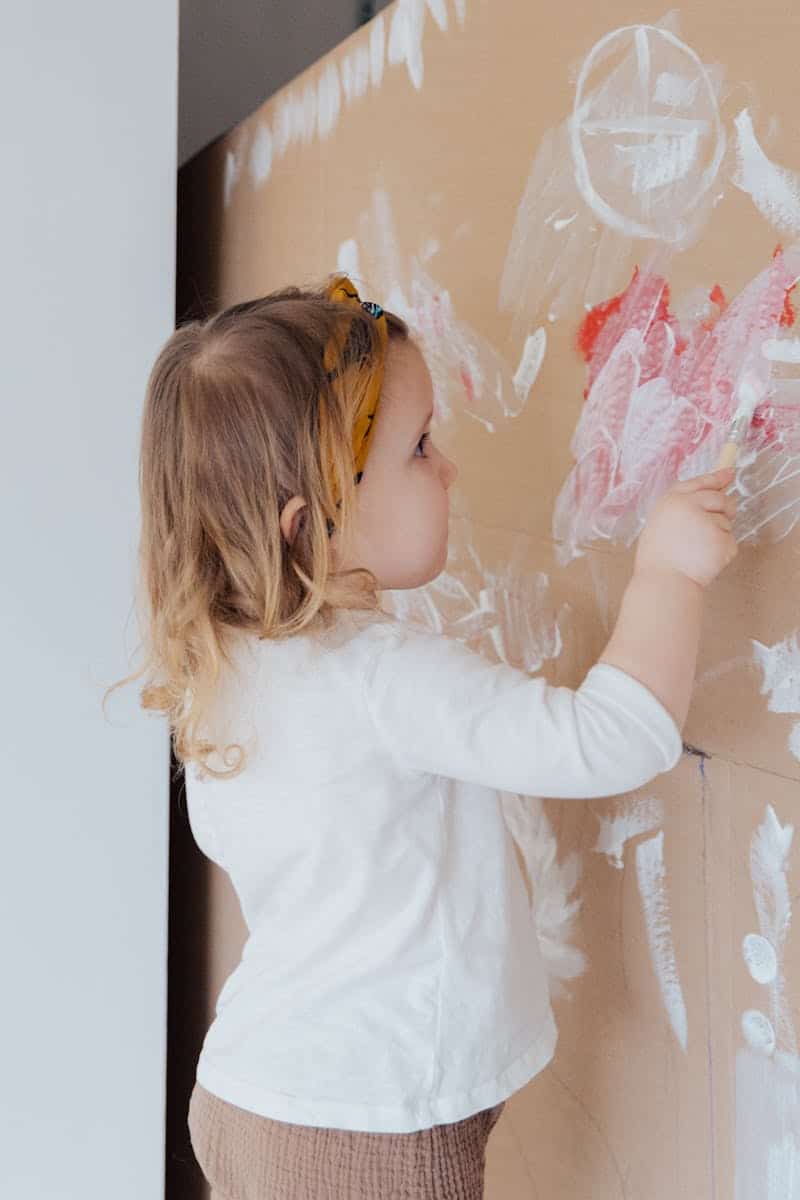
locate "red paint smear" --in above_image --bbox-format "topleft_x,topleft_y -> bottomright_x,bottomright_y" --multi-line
561,247 -> 800,532
460,365 -> 476,407
781,287 -> 796,328
709,283 -> 727,309
576,283 -> 628,363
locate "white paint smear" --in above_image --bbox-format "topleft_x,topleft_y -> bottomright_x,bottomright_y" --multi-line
749,805 -> 797,1058
369,15 -> 386,87
223,148 -> 242,209
384,529 -> 564,679
345,188 -> 534,427
249,122 -> 273,186
593,795 -> 664,870
733,108 -> 800,240
742,1009 -> 777,1056
762,337 -> 800,364
653,70 -> 699,107
743,932 -> 779,985
478,569 -> 564,674
512,328 -> 547,404
752,636 -> 800,762
388,0 -> 449,91
419,236 -> 440,262
615,128 -> 700,194
340,44 -> 370,105
500,791 -> 587,1000
316,62 -> 341,140
337,238 -> 361,279
695,655 -> 757,689
635,830 -> 688,1052
735,1048 -> 800,1199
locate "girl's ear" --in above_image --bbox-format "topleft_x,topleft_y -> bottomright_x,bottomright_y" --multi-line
279,496 -> 307,546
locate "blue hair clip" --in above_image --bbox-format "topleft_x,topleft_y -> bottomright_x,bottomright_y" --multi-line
360,300 -> 384,319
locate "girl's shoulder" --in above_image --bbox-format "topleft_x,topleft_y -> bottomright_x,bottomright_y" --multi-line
327,606 -> 441,654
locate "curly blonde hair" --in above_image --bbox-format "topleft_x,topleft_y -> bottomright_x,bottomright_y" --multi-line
103,277 -> 409,781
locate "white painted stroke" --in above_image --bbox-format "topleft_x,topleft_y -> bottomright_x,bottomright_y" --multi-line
500,792 -> 588,1000
249,122 -> 273,186
749,804 -> 797,1057
512,327 -> 547,404
615,129 -> 700,194
316,61 -> 341,140
593,795 -> 664,869
736,1048 -> 800,1199
635,830 -> 688,1051
388,0 -> 453,91
762,337 -> 800,364
733,108 -> 800,240
752,634 -> 800,762
653,70 -> 699,107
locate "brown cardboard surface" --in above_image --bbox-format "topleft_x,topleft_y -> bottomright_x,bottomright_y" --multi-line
180,3 -> 800,1194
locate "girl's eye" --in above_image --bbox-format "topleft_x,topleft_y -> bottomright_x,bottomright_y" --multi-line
415,432 -> 430,457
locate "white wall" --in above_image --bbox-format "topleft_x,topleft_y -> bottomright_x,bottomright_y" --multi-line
1,4 -> 177,1198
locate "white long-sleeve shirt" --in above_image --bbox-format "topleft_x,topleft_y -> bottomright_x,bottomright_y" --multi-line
186,607 -> 682,1133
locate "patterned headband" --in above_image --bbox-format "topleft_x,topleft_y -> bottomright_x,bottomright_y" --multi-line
321,273 -> 389,535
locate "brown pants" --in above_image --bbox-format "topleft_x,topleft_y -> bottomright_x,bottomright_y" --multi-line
188,1080 -> 506,1200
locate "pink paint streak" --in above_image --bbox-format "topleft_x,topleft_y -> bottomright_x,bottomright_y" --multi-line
553,247 -> 800,560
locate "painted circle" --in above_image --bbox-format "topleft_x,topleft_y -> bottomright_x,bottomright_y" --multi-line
570,25 -> 725,242
742,932 -> 778,984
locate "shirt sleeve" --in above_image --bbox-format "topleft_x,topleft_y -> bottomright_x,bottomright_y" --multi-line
360,621 -> 683,798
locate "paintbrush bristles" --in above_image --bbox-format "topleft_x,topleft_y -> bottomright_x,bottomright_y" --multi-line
732,375 -> 761,426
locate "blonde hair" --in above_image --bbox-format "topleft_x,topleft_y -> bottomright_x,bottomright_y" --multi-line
103,278 -> 409,781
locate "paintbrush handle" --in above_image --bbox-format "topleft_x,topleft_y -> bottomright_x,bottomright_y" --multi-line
716,440 -> 739,470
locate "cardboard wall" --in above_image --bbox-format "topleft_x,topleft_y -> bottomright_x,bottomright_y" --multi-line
179,3 -> 800,1194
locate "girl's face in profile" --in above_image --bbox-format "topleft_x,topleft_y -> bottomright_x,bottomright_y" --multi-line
331,338 -> 458,591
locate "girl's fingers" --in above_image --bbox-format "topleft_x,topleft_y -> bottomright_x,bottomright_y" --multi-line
710,513 -> 733,533
696,490 -> 738,517
673,467 -> 736,494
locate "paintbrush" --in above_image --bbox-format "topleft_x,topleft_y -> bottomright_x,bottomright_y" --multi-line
715,372 -> 763,470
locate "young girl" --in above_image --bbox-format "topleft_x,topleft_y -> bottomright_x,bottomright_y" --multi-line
114,273 -> 737,1199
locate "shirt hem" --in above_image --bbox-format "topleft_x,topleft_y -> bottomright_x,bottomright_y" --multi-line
194,1006 -> 558,1134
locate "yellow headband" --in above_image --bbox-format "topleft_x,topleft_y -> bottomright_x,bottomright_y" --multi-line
321,274 -> 389,531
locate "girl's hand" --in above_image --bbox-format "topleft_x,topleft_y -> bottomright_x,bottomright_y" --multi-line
634,467 -> 739,588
